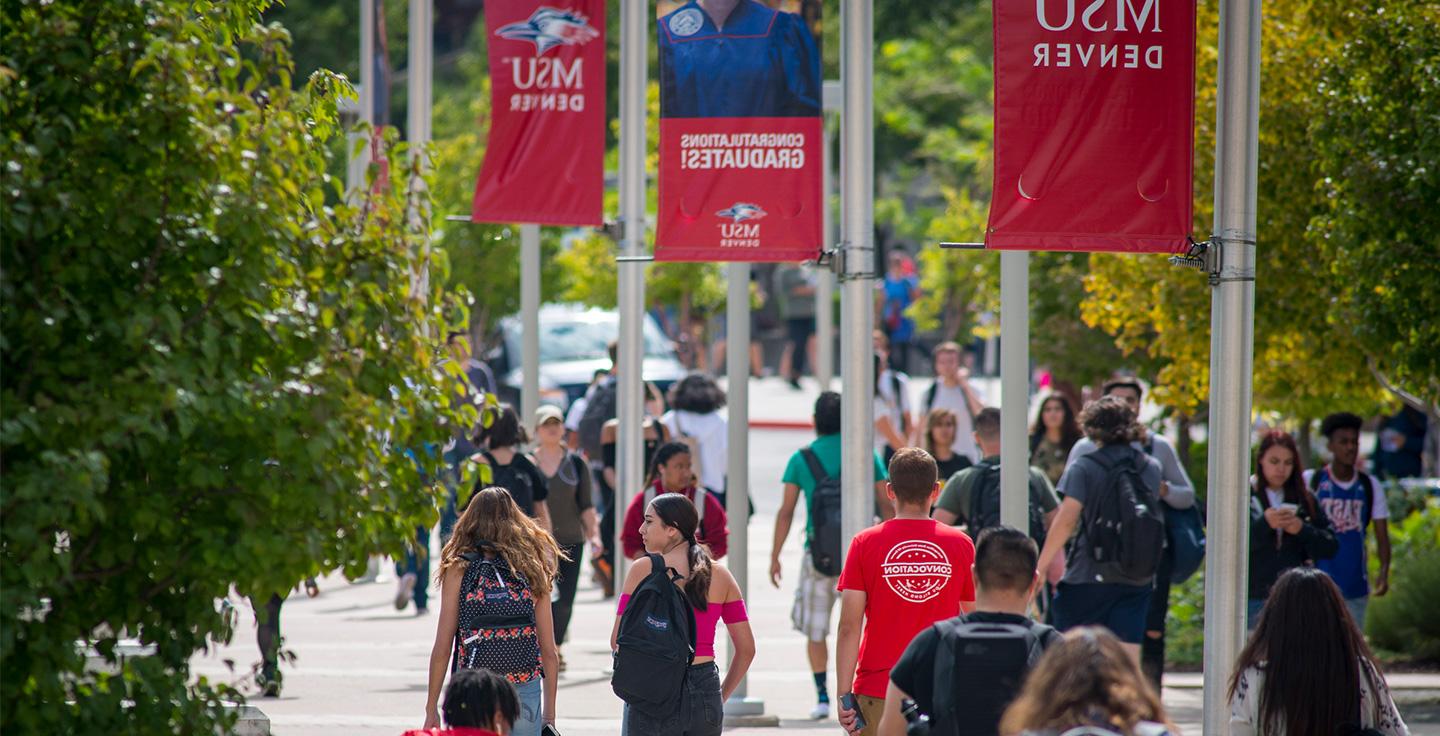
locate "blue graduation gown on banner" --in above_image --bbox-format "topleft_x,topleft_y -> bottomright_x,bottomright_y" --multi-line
658,0 -> 821,118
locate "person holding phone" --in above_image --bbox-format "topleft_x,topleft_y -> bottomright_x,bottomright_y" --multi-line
1245,431 -> 1339,629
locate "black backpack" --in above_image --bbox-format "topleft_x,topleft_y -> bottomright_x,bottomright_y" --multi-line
451,552 -> 540,680
1079,449 -> 1166,580
578,376 -> 618,459
480,451 -> 539,515
929,617 -> 1059,736
964,460 -> 1048,550
799,447 -> 844,577
611,553 -> 697,719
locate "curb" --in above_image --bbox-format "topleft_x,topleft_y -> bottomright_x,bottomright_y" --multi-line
750,420 -> 814,430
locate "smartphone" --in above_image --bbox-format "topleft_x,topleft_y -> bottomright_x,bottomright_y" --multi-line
1276,502 -> 1299,513
839,693 -> 867,732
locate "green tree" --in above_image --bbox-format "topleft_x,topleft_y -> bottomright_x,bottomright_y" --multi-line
1,1 -> 461,731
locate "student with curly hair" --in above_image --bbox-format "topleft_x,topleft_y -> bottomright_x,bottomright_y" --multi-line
999,627 -> 1177,735
422,488 -> 565,736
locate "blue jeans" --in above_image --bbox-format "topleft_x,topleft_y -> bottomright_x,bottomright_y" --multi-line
1346,595 -> 1369,630
394,525 -> 430,610
511,678 -> 544,736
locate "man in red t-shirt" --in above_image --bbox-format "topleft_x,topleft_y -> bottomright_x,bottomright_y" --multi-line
836,447 -> 976,734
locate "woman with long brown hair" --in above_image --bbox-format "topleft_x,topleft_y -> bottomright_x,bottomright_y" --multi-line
1028,393 -> 1082,486
422,487 -> 565,736
1228,567 -> 1408,735
999,627 -> 1176,735
1245,430 -> 1338,628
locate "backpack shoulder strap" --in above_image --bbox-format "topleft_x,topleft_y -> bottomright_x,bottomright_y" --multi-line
480,450 -> 497,467
1308,467 -> 1325,491
965,462 -> 998,526
1358,470 -> 1376,528
645,552 -> 680,583
924,382 -> 938,413
799,447 -> 830,483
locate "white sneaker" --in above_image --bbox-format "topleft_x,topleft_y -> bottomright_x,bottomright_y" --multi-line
809,702 -> 830,720
394,572 -> 417,610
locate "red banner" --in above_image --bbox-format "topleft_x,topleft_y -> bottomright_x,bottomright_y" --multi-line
654,1 -> 823,262
987,0 -> 1196,252
472,2 -> 605,226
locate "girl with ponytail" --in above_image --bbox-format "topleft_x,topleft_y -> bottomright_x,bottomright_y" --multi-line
610,494 -> 756,736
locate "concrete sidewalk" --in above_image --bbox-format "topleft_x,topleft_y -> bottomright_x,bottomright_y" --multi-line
189,425 -> 1440,735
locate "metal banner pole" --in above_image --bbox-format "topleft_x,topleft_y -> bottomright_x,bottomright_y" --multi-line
998,250 -> 1029,528
520,224 -> 541,425
408,0 -> 433,306
724,263 -> 766,719
816,80 -> 841,389
839,0 -> 876,556
1202,0 -> 1261,729
615,0 -> 648,586
352,0 -> 375,197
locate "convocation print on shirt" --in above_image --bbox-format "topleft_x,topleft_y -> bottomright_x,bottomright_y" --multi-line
655,0 -> 824,262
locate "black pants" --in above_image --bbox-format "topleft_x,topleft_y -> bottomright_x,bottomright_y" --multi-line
1141,549 -> 1174,690
253,593 -> 285,680
786,317 -> 814,378
622,662 -> 723,736
554,542 -> 584,645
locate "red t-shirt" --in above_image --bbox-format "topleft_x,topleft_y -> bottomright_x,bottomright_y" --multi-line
836,518 -> 976,698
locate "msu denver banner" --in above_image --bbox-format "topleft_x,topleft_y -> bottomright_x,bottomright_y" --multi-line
654,0 -> 823,262
472,1 -> 605,226
987,0 -> 1196,252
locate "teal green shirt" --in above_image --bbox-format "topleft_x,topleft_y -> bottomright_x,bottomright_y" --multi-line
781,433 -> 889,545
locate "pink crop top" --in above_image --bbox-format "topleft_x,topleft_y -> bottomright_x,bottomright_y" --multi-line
617,594 -> 748,658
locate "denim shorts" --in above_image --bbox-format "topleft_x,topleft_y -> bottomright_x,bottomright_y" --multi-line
621,662 -> 723,736
510,678 -> 544,736
1052,582 -> 1152,644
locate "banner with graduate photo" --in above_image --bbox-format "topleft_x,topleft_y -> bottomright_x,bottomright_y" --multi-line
654,0 -> 823,262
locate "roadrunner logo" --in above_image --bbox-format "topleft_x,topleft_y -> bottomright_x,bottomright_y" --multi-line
715,203 -> 768,223
496,8 -> 600,55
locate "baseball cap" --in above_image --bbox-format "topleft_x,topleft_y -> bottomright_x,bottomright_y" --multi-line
534,404 -> 565,430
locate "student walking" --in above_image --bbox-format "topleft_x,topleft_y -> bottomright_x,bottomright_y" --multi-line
922,408 -> 973,482
405,668 -> 521,736
1037,396 -> 1165,662
934,407 -> 1059,545
878,527 -> 1061,736
1305,411 -> 1392,628
1245,430 -> 1338,629
660,373 -> 729,506
1029,393 -> 1082,486
998,627 -> 1177,736
837,448 -> 977,736
872,351 -> 912,465
621,442 -> 729,560
472,405 -> 552,527
916,341 -> 986,464
1229,567 -> 1409,735
529,406 -> 600,669
771,392 -> 891,720
611,494 -> 756,736
1060,379 -> 1196,683
423,488 -> 563,736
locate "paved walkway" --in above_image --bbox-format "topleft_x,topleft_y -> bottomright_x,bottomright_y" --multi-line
190,420 -> 1440,734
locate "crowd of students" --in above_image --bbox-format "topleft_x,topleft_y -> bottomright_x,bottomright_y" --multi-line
394,335 -> 1410,736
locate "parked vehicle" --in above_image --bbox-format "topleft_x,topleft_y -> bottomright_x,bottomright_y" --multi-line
487,305 -> 686,411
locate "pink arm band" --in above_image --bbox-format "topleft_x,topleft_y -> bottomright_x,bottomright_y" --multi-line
616,593 -> 631,615
720,599 -> 748,624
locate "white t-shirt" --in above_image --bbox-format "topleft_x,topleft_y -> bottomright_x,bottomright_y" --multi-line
874,370 -> 911,453
661,409 -> 728,493
922,381 -> 980,463
564,396 -> 589,432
